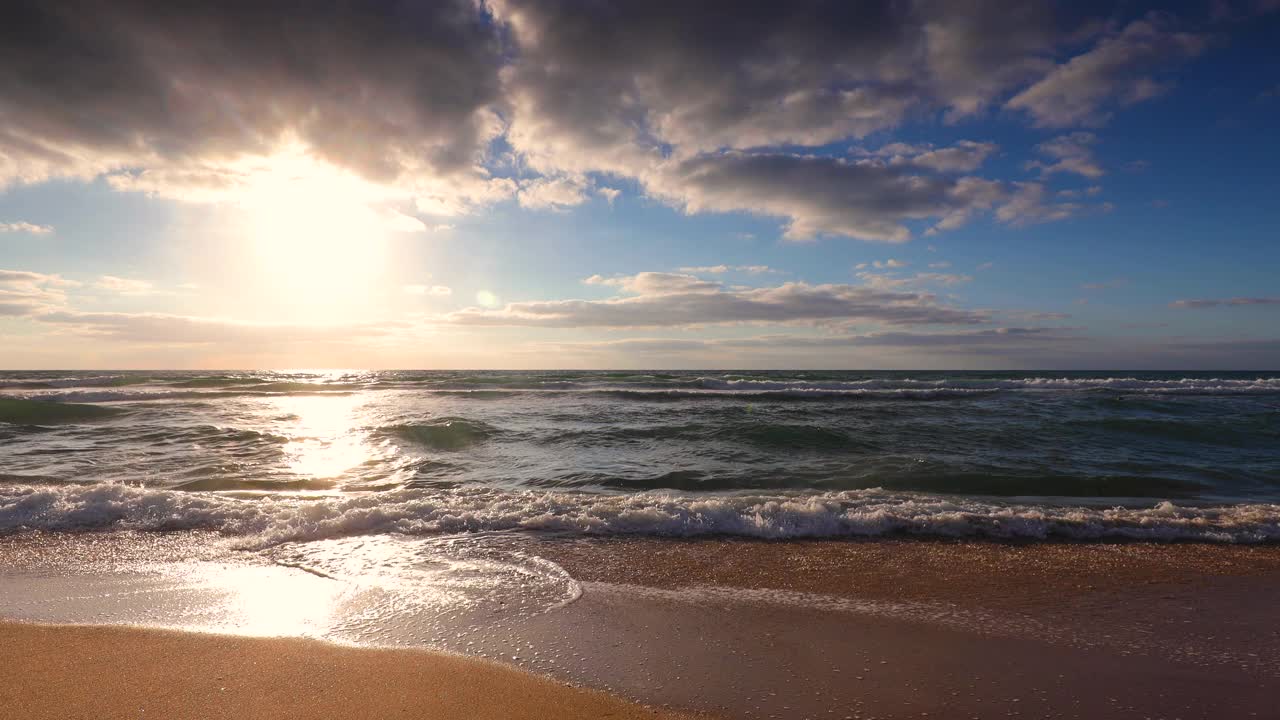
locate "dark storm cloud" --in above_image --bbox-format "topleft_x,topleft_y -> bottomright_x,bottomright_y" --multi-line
487,0 -> 1116,240
493,1 -> 1067,166
0,2 -> 1211,240
495,0 -> 915,170
647,153 -> 1006,242
0,0 -> 504,187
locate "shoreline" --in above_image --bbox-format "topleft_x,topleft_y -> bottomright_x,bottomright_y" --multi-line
4,533 -> 1280,718
531,535 -> 1280,608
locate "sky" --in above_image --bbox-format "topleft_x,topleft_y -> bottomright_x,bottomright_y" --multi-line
1,0 -> 1278,370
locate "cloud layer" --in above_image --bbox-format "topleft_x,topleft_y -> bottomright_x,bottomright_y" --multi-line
0,1 -> 1217,242
0,269 -> 75,316
450,272 -> 986,328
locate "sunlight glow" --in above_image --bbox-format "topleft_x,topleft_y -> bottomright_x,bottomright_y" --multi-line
475,290 -> 501,308
196,564 -> 346,638
235,147 -> 414,322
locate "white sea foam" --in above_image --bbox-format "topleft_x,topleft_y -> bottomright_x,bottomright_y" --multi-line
2,484 -> 1277,546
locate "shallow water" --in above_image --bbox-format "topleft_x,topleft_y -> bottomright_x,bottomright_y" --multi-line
2,369 -> 1279,542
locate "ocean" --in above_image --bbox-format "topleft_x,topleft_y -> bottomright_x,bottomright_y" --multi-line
3,370 -> 1279,544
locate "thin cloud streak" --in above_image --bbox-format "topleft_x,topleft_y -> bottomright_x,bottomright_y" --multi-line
1171,297 -> 1280,308
451,273 -> 988,328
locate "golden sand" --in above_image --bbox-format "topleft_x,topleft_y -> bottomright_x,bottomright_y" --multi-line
0,622 -> 700,720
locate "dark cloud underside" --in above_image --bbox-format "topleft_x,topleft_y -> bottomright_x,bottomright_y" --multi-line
0,1 -> 1208,240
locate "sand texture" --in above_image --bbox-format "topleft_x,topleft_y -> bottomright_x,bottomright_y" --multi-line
0,622 -> 698,720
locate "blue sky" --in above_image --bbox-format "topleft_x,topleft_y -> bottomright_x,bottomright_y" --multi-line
1,0 -> 1278,369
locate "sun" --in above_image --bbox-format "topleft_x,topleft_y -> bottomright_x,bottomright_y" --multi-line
235,148 -> 404,322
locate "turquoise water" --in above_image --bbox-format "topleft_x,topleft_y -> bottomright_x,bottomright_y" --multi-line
2,370 -> 1279,542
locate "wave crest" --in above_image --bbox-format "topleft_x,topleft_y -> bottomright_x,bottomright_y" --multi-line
2,485 -> 1277,546
379,418 -> 499,450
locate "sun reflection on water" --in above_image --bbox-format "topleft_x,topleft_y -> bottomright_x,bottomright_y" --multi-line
268,393 -> 379,483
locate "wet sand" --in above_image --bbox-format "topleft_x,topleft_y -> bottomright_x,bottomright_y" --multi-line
510,538 -> 1280,718
533,536 -> 1280,609
4,534 -> 1280,719
0,621 -> 698,720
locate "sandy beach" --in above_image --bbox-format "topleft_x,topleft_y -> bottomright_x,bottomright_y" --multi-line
4,533 -> 1280,719
0,621 -> 698,720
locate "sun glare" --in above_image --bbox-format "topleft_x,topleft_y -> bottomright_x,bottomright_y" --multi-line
237,149 -> 402,322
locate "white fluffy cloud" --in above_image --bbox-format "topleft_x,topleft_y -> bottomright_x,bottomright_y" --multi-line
517,175 -> 589,211
0,269 -> 77,316
0,221 -> 54,235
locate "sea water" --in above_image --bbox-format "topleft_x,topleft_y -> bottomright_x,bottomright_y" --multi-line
3,369 -> 1279,543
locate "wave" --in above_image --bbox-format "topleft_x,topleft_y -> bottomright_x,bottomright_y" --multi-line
6,386 -> 359,404
1073,416 -> 1280,447
0,398 -> 124,425
421,390 -> 522,399
167,376 -> 270,388
381,374 -> 1280,395
247,381 -> 365,393
384,376 -> 1280,399
693,376 -> 1280,395
171,477 -> 339,492
378,418 -> 499,450
541,422 -> 866,451
2,484 -> 1278,545
589,388 -> 1000,401
8,389 -> 216,403
0,375 -> 156,389
8,375 -> 1276,403
118,424 -> 290,446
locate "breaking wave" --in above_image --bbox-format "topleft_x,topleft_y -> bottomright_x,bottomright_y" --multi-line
2,484 -> 1277,546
